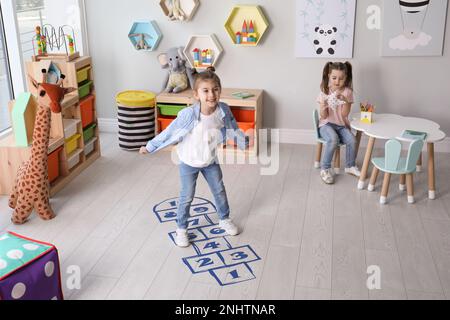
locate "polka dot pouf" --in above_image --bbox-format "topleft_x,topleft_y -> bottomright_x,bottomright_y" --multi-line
0,232 -> 63,300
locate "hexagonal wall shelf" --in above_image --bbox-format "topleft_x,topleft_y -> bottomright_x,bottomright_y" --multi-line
224,5 -> 269,46
159,0 -> 200,22
183,34 -> 224,71
128,21 -> 162,51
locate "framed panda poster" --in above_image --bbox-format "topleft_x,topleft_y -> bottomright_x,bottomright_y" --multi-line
295,0 -> 356,58
381,0 -> 448,56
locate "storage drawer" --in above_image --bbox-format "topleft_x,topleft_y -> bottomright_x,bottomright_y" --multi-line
63,118 -> 81,138
48,147 -> 63,183
157,104 -> 186,116
65,133 -> 81,155
76,66 -> 91,84
67,149 -> 83,170
84,137 -> 98,156
83,123 -> 97,143
78,80 -> 93,99
80,95 -> 95,128
227,122 -> 255,147
231,108 -> 255,123
157,116 -> 176,131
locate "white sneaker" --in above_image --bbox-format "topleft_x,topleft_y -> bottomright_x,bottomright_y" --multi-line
175,229 -> 190,247
345,166 -> 361,177
219,219 -> 239,236
320,169 -> 334,184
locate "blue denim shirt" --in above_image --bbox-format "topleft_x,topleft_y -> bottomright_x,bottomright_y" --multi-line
146,102 -> 249,154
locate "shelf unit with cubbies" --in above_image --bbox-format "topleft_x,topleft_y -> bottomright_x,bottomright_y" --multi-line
0,55 -> 101,197
155,88 -> 263,158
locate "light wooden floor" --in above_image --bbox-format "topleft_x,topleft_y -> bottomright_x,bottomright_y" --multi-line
1,132 -> 450,300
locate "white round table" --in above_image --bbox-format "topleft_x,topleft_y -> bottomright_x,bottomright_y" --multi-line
350,113 -> 446,199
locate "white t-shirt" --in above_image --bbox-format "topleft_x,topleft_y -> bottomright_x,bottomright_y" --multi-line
177,108 -> 224,168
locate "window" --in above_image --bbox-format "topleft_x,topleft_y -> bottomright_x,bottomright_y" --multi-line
0,8 -> 13,133
15,0 -> 85,70
0,0 -> 86,133
16,0 -> 47,64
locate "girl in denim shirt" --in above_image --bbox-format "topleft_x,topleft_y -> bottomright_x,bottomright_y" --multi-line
140,67 -> 247,247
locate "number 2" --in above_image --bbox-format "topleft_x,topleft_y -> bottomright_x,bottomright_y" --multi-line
197,258 -> 213,268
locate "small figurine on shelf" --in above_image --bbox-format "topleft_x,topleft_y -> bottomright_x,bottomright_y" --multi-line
193,48 -> 200,67
41,35 -> 47,54
67,35 -> 75,54
205,49 -> 213,66
129,33 -> 153,50
236,32 -> 242,44
360,102 -> 375,124
36,26 -> 44,55
167,0 -> 187,21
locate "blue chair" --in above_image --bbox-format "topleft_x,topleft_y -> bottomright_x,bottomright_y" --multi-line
368,138 -> 424,204
313,109 -> 343,173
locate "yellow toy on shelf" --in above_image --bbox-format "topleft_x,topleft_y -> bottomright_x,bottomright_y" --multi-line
360,102 -> 375,124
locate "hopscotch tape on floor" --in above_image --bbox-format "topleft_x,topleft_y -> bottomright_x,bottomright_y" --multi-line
153,197 -> 261,286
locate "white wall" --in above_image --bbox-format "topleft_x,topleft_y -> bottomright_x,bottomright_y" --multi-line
84,0 -> 450,138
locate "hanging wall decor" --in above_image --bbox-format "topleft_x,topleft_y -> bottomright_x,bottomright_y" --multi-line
295,0 -> 356,58
128,21 -> 163,51
159,0 -> 200,22
183,34 -> 224,71
224,5 -> 269,46
381,0 -> 448,56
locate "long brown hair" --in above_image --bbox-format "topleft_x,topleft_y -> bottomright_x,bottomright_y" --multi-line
321,61 -> 353,95
193,66 -> 222,91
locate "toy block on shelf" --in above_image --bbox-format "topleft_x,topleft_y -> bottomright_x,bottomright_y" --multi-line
10,93 -> 38,147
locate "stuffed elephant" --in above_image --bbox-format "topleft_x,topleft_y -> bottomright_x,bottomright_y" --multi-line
158,47 -> 196,94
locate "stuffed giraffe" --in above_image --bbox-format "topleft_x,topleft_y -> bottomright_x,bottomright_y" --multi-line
9,69 -> 66,225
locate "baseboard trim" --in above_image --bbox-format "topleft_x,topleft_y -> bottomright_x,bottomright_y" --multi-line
97,119 -> 450,153
98,118 -> 118,133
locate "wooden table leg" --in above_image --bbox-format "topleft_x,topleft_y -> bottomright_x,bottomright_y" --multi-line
417,152 -> 423,172
428,143 -> 436,200
355,130 -> 363,160
358,136 -> 376,190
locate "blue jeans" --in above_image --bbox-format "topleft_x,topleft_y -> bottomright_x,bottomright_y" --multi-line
319,123 -> 356,170
177,162 -> 230,229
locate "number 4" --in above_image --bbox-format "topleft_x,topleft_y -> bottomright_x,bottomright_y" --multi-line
204,241 -> 220,250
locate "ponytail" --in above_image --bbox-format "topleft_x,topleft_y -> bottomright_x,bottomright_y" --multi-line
321,62 -> 333,95
194,66 -> 222,91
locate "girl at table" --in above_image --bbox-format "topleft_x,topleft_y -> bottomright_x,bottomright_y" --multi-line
317,61 -> 360,184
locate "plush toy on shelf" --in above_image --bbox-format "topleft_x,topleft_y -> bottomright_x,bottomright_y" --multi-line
129,33 -> 153,50
158,47 -> 196,93
168,0 -> 187,21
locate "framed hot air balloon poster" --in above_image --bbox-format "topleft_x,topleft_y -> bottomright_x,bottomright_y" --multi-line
295,0 -> 357,58
382,0 -> 448,56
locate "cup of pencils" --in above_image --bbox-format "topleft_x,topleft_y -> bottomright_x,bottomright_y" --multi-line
360,102 -> 375,124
